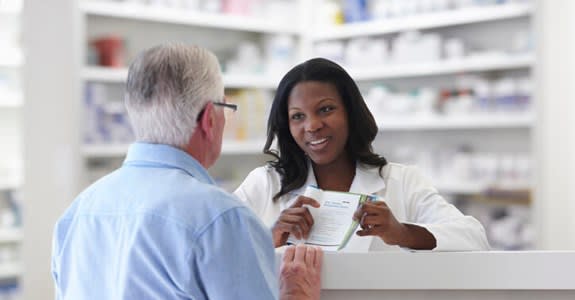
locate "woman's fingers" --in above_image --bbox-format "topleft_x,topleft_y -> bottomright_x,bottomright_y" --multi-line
290,196 -> 321,209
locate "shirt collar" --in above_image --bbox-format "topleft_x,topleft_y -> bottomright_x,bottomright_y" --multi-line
123,142 -> 215,185
291,160 -> 386,196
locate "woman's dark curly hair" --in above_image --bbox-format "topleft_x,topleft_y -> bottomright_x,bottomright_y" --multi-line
264,58 -> 387,201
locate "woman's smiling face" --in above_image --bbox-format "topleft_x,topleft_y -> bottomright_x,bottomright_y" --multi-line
287,81 -> 350,167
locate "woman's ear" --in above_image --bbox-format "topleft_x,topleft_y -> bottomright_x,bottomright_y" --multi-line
197,102 -> 215,140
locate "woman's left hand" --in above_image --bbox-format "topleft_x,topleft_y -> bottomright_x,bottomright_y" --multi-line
353,200 -> 437,249
352,200 -> 407,246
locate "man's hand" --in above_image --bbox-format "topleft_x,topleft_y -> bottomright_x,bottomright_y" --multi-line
271,196 -> 320,247
280,244 -> 323,300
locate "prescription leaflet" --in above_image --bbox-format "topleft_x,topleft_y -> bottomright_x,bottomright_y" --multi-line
287,185 -> 375,251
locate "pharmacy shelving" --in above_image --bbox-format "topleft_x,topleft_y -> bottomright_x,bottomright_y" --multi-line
0,49 -> 23,68
0,180 -> 20,191
0,263 -> 21,280
82,66 -> 281,89
350,54 -> 533,81
312,3 -> 531,41
0,95 -> 22,108
79,0 -> 301,187
0,229 -> 22,244
435,180 -> 530,195
378,113 -> 533,131
0,5 -> 21,15
81,1 -> 298,34
82,139 -> 266,158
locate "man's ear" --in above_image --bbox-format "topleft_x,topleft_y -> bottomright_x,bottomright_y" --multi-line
197,103 -> 215,141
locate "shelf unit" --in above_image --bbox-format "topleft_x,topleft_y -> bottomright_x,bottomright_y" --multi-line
0,1 -> 24,287
0,228 -> 22,244
378,113 -> 533,131
82,66 -> 281,89
77,0 -> 535,251
82,139 -> 266,158
79,0 -> 300,185
312,3 -> 531,41
0,49 -> 22,68
350,54 -> 533,80
307,1 -> 535,250
0,263 -> 21,280
81,1 -> 299,34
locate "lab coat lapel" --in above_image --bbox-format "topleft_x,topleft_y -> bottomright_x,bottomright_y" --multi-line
349,164 -> 386,195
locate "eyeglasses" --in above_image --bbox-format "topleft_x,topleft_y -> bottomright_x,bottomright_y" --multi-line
213,102 -> 238,112
197,101 -> 238,121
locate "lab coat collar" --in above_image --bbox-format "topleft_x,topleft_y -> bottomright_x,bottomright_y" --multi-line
291,160 -> 386,195
349,163 -> 386,195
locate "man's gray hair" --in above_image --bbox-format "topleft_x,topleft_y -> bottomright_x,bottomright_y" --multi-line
125,43 -> 224,147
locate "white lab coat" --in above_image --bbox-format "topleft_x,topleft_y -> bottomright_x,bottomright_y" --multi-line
234,162 -> 490,252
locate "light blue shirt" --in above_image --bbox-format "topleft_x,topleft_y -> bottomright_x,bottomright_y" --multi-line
52,143 -> 278,300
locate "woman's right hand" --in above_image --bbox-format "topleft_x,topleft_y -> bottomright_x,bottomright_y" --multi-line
272,196 -> 321,248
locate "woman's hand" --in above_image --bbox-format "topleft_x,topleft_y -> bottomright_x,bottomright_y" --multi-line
271,196 -> 321,248
353,200 -> 436,250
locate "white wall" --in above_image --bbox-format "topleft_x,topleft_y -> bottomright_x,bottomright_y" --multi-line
533,0 -> 575,249
21,0 -> 82,298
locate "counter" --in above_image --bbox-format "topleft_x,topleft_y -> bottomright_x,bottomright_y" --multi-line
276,251 -> 575,300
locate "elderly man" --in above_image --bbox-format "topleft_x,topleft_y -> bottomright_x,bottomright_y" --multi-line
52,43 -> 322,300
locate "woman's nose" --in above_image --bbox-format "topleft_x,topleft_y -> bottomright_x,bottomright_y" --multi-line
305,116 -> 323,132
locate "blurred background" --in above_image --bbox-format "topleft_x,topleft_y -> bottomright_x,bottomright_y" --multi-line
1,0 -> 575,298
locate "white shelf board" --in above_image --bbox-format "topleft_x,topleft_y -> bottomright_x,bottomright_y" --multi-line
0,179 -> 21,190
0,228 -> 23,243
223,74 -> 280,89
82,66 -> 280,89
0,5 -> 21,15
81,1 -> 298,34
82,144 -> 129,158
82,140 -> 265,157
434,181 -> 530,194
0,263 -> 22,279
313,3 -> 531,41
0,49 -> 23,67
350,54 -> 533,81
0,94 -> 23,108
221,140 -> 265,155
82,66 -> 127,83
378,113 -> 533,131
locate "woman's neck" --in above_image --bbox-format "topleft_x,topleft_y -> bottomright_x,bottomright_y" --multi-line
312,158 -> 356,192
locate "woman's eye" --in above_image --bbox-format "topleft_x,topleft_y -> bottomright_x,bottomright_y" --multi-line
290,113 -> 304,120
319,106 -> 335,113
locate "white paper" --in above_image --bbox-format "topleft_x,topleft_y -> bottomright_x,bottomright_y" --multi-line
287,186 -> 367,251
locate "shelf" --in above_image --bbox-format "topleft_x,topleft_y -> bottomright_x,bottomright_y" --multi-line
0,5 -> 21,15
0,229 -> 22,243
350,54 -> 533,80
435,180 -> 530,195
82,140 -> 266,158
221,139 -> 266,155
82,66 -> 281,89
0,263 -> 21,279
0,49 -> 23,68
82,144 -> 129,158
81,1 -> 298,34
313,3 -> 531,41
0,94 -> 23,108
378,113 -> 533,131
0,180 -> 21,190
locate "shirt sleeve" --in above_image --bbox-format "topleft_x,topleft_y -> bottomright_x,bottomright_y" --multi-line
190,206 -> 279,300
402,165 -> 490,251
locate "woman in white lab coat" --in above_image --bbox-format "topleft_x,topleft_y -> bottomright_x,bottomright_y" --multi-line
234,58 -> 489,252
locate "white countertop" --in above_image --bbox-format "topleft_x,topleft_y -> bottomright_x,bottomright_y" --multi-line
276,251 -> 575,290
